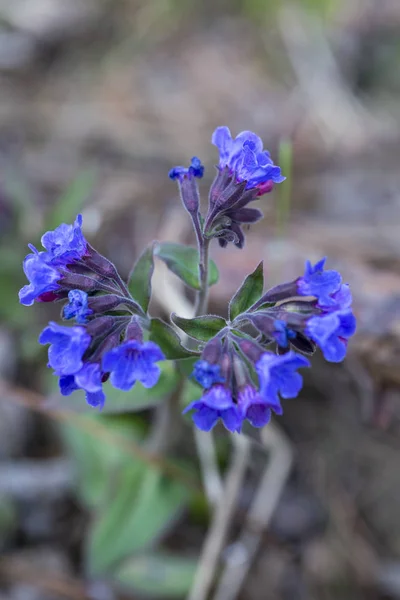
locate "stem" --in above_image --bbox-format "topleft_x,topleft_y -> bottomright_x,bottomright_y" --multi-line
195,237 -> 210,317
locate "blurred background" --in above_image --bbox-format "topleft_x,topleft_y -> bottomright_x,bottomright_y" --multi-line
1,0 -> 400,598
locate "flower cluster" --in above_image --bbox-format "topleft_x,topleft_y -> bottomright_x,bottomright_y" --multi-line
185,337 -> 309,432
183,258 -> 356,432
170,126 -> 284,249
18,125 -> 356,434
19,215 -> 165,409
247,257 -> 356,362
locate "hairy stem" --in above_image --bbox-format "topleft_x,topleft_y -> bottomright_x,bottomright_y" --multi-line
195,237 -> 210,317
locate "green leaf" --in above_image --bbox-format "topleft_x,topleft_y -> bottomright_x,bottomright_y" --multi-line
46,169 -> 96,229
229,261 -> 264,321
87,469 -> 189,575
171,314 -> 226,342
61,414 -> 146,509
114,552 -> 197,598
155,242 -> 219,290
149,318 -> 196,359
128,245 -> 155,312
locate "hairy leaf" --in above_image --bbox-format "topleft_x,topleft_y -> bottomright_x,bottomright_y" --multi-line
128,245 -> 155,312
155,242 -> 219,290
115,552 -> 197,598
171,314 -> 226,342
149,318 -> 197,359
229,261 -> 264,321
87,469 -> 189,574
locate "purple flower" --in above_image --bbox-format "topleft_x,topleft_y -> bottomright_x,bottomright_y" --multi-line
183,384 -> 242,432
41,214 -> 87,264
256,351 -> 310,414
306,310 -> 356,362
63,290 -> 93,324
59,362 -> 105,409
212,126 -> 285,194
19,249 -> 61,306
192,360 -> 225,389
297,258 -> 342,306
169,157 -> 204,181
238,385 -> 271,428
39,322 -> 91,375
102,340 -> 165,391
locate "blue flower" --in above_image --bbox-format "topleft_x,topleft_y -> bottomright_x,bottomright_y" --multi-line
297,258 -> 342,306
41,214 -> 87,264
183,384 -> 242,432
59,362 -> 105,409
19,249 -> 61,306
272,319 -> 297,348
39,322 -> 91,375
169,157 -> 204,181
192,360 -> 225,389
63,290 -> 93,324
102,340 -> 165,391
306,310 -> 356,362
211,126 -> 285,193
256,351 -> 310,414
238,385 -> 271,428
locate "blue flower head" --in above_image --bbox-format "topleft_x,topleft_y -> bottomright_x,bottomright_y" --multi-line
102,340 -> 165,391
238,385 -> 271,428
169,157 -> 204,181
63,290 -> 93,324
183,384 -> 242,433
60,362 -> 105,409
39,322 -> 91,375
19,249 -> 62,306
212,126 -> 285,194
41,214 -> 87,264
256,351 -> 310,415
192,360 -> 225,389
306,310 -> 356,363
297,258 -> 342,306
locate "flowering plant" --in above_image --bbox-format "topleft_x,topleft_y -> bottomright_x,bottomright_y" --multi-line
19,126 -> 356,433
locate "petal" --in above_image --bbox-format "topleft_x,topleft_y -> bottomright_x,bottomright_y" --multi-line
86,390 -> 105,410
102,347 -> 120,372
211,126 -> 233,165
245,404 -> 271,428
202,385 -> 234,410
138,363 -> 161,388
75,363 -> 102,393
192,406 -> 220,432
337,311 -> 357,338
222,407 -> 242,433
59,375 -> 78,396
182,400 -> 204,414
140,341 -> 165,362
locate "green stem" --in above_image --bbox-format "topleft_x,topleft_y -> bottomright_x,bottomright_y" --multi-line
195,237 -> 210,317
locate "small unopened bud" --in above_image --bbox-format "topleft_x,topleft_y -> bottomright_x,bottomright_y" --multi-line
83,244 -> 119,279
85,316 -> 115,338
88,294 -> 126,313
238,339 -> 263,364
61,272 -> 99,293
250,281 -> 298,310
179,176 -> 200,214
125,317 -> 143,342
202,336 -> 223,365
232,354 -> 248,387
